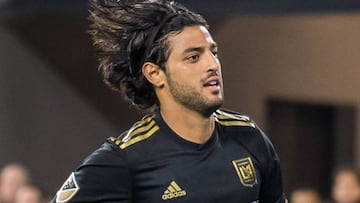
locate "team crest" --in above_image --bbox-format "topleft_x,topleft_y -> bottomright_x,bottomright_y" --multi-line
56,172 -> 80,203
232,157 -> 258,187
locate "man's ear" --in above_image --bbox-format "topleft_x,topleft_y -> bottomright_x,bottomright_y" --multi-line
142,62 -> 164,88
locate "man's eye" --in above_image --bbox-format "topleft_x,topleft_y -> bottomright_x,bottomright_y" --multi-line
187,55 -> 199,63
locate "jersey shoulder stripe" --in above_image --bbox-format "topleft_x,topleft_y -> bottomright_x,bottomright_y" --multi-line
214,109 -> 255,128
111,114 -> 160,149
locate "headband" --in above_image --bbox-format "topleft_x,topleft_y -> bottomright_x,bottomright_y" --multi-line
128,13 -> 178,77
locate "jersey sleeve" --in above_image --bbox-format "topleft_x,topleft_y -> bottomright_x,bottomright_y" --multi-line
50,140 -> 132,203
257,130 -> 286,203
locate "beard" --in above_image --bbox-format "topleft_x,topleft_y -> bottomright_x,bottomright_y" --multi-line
166,73 -> 224,117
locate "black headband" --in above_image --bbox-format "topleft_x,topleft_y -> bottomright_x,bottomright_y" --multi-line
128,13 -> 178,77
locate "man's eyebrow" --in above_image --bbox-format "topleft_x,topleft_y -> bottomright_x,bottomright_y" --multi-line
182,47 -> 204,54
182,43 -> 218,54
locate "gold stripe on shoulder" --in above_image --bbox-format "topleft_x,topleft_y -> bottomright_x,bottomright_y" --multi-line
215,109 -> 250,121
129,120 -> 157,138
216,120 -> 255,128
215,109 -> 255,128
110,137 -> 123,146
120,125 -> 159,149
113,115 -> 160,149
121,116 -> 154,143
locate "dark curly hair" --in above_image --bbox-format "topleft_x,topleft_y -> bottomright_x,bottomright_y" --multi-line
88,0 -> 208,110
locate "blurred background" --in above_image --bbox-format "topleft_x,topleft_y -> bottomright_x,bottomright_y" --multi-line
1,0 -> 360,201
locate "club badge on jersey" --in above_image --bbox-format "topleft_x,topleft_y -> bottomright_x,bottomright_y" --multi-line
232,157 -> 258,187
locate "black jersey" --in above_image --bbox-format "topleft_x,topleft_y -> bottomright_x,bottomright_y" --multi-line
51,109 -> 286,203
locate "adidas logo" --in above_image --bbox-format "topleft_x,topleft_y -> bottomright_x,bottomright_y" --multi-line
162,181 -> 186,200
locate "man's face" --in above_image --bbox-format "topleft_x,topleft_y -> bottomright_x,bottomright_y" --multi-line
164,25 -> 224,117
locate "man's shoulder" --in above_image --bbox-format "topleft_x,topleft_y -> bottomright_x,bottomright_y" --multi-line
79,114 -> 156,161
214,108 -> 256,129
215,109 -> 279,171
215,108 -> 268,149
113,114 -> 161,150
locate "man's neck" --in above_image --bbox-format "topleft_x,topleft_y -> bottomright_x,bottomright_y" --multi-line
160,105 -> 215,144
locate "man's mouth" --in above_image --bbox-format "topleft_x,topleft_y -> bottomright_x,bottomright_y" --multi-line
204,80 -> 219,87
203,77 -> 221,91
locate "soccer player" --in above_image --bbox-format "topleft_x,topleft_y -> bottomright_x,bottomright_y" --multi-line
51,0 -> 286,202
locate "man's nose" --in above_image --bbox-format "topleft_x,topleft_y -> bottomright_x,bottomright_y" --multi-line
205,51 -> 220,72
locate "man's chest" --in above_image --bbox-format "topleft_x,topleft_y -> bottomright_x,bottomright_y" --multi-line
131,144 -> 262,203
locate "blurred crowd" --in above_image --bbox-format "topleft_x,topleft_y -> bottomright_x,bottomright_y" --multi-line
290,166 -> 360,203
0,163 -> 48,203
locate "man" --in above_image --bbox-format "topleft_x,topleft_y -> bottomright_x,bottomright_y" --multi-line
51,0 -> 286,202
